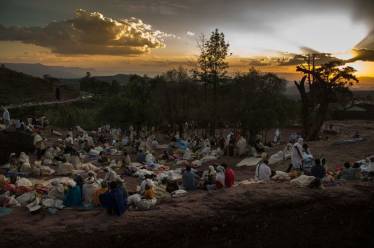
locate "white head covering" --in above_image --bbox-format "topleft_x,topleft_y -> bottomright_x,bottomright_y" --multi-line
216,165 -> 225,173
208,165 -> 216,175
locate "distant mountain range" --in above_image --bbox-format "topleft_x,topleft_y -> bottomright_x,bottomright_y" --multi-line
1,63 -> 92,78
1,63 -> 373,92
1,63 -> 133,86
92,74 -> 132,85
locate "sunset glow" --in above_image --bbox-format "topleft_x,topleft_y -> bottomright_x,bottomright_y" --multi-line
0,0 -> 373,86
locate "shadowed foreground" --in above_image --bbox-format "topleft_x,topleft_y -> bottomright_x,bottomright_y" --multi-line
1,183 -> 373,248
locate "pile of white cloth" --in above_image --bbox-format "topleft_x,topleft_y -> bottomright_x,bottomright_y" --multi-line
269,151 -> 284,165
272,171 -> 291,181
236,157 -> 262,167
290,175 -> 316,187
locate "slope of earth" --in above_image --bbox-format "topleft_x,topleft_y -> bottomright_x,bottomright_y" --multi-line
0,66 -> 55,105
1,120 -> 373,248
0,183 -> 373,248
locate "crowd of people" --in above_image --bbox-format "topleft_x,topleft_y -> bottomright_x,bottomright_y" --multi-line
0,107 -> 373,218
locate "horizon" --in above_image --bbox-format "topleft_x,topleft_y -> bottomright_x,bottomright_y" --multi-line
0,0 -> 373,88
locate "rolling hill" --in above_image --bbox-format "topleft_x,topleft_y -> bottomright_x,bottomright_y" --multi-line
0,65 -> 56,105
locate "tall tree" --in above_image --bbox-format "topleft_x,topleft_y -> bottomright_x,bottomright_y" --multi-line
193,29 -> 230,135
295,60 -> 358,140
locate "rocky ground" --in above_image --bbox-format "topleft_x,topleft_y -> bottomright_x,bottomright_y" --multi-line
1,120 -> 374,248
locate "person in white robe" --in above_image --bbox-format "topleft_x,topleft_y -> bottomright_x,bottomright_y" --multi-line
82,171 -> 100,207
236,136 -> 247,156
2,107 -> 10,127
291,138 -> 304,170
255,159 -> 272,181
273,128 -> 281,144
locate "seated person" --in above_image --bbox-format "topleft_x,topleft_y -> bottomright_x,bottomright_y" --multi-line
103,167 -> 121,184
202,165 -> 216,189
339,162 -> 352,180
82,172 -> 100,207
128,177 -> 157,210
255,159 -> 271,181
223,163 -> 235,188
99,181 -> 127,216
161,150 -> 175,161
143,184 -> 155,200
98,151 -> 109,165
351,162 -> 362,180
215,165 -> 225,189
145,151 -> 156,167
311,158 -> 326,180
182,166 -> 198,191
339,162 -> 361,180
63,177 -> 83,208
254,139 -> 265,154
302,144 -> 314,175
140,174 -> 155,194
93,181 -> 108,206
122,151 -> 131,167
166,179 -> 179,193
136,149 -> 146,163
155,179 -> 171,201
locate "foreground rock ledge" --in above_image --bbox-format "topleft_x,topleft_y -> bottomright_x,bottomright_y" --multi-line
1,183 -> 374,248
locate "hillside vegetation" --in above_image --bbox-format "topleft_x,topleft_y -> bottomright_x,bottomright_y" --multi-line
0,66 -> 55,105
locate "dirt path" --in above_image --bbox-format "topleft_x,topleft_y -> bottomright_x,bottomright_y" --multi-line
4,95 -> 93,110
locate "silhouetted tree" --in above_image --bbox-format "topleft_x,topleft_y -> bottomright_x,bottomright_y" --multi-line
231,69 -> 290,144
295,60 -> 358,140
194,29 -> 230,135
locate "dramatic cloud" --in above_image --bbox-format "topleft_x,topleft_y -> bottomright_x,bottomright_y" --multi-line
348,49 -> 374,63
247,47 -> 342,67
0,9 -> 175,55
350,30 -> 374,62
348,0 -> 374,62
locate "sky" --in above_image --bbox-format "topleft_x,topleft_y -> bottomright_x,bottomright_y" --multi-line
0,0 -> 373,86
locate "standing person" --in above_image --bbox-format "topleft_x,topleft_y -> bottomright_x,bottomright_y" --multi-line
291,138 -> 304,171
255,155 -> 272,181
2,107 -> 10,128
273,128 -> 281,144
228,135 -> 236,157
223,163 -> 235,188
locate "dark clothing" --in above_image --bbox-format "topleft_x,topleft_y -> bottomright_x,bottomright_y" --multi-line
36,148 -> 46,160
311,165 -> 326,179
340,167 -> 360,180
182,171 -> 197,191
136,152 -> 146,163
100,187 -> 127,216
63,186 -> 82,207
166,180 -> 179,193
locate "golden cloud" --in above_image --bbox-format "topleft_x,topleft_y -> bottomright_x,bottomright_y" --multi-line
0,9 -> 175,55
